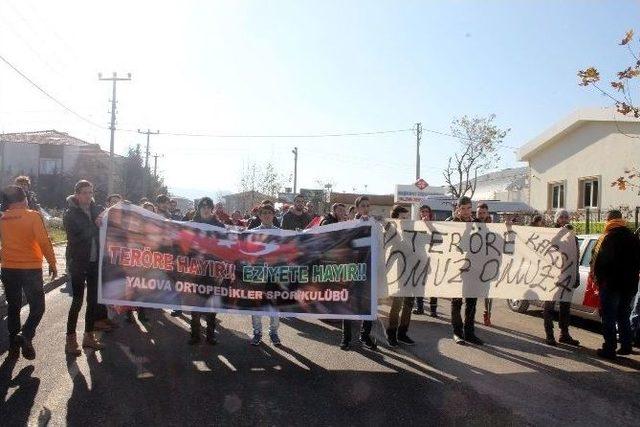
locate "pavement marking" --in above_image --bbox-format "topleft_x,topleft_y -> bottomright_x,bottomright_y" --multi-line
217,355 -> 238,371
192,361 -> 211,372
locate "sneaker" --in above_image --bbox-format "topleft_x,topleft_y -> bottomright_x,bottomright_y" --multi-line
65,333 -> 82,356
546,337 -> 558,346
360,335 -> 377,350
387,334 -> 399,348
339,341 -> 351,351
617,347 -> 634,355
397,334 -> 416,346
412,309 -> 425,315
93,320 -> 113,332
269,333 -> 282,346
188,335 -> 201,345
465,334 -> 484,346
483,312 -> 492,327
559,335 -> 580,346
251,334 -> 262,346
453,334 -> 466,345
82,332 -> 105,350
170,310 -> 182,317
597,348 -> 617,360
20,337 -> 36,360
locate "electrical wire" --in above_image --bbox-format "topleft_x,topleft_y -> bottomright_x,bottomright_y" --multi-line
0,53 -> 104,129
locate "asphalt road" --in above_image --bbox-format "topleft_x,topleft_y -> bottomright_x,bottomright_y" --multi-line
1,286 -> 639,426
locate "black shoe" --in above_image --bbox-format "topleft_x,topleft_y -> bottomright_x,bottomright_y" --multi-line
617,347 -> 634,355
206,334 -> 217,346
465,334 -> 484,346
387,335 -> 399,348
171,310 -> 182,317
20,337 -> 36,360
137,312 -> 149,322
559,335 -> 580,346
453,334 -> 466,345
188,335 -> 201,345
126,312 -> 135,323
412,309 -> 425,315
546,337 -> 558,346
339,341 -> 351,351
360,335 -> 377,350
429,311 -> 438,318
597,348 -> 617,360
397,334 -> 416,346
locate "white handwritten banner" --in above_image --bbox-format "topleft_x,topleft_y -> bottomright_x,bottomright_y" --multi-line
383,220 -> 578,301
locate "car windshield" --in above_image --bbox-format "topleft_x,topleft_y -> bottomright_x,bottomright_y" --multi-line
581,239 -> 598,267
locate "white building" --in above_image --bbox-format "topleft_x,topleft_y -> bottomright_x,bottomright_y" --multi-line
518,108 -> 640,213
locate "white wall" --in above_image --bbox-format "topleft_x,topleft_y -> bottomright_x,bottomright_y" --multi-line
528,121 -> 640,212
2,142 -> 39,176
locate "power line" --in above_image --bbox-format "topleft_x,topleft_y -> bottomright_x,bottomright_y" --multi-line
120,128 -> 414,138
0,53 -> 103,129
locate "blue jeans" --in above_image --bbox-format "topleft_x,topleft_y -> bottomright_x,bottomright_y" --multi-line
600,286 -> 636,352
251,315 -> 279,336
1,268 -> 45,341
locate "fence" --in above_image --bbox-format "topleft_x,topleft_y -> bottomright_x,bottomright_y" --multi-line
571,206 -> 640,234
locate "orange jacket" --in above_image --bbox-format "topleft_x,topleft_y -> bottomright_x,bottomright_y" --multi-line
0,207 -> 56,270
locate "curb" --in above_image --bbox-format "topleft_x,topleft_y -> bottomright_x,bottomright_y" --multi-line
0,274 -> 68,318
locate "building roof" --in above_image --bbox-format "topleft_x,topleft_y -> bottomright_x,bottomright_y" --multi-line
471,167 -> 528,200
223,190 -> 273,200
517,107 -> 640,161
0,130 -> 93,146
330,192 -> 394,206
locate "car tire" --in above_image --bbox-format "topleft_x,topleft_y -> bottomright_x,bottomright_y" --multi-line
506,299 -> 529,313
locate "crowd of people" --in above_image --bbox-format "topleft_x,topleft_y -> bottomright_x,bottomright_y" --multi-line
1,177 -> 640,363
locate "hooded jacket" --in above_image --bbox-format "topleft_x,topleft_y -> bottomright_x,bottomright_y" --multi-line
63,195 -> 103,267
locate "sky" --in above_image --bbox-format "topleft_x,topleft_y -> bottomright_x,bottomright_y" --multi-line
0,0 -> 638,200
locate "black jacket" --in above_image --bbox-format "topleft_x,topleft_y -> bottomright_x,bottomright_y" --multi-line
191,214 -> 225,228
319,214 -> 339,226
63,195 -> 103,266
247,216 -> 281,230
281,209 -> 312,230
593,226 -> 640,291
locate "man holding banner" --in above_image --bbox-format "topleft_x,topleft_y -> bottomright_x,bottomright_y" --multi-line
447,196 -> 484,345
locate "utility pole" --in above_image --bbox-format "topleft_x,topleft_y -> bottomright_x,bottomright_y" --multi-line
99,72 -> 131,194
292,147 -> 298,194
415,122 -> 422,180
138,128 -> 160,196
152,153 -> 164,178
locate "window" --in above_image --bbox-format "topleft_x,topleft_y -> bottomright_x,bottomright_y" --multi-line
579,177 -> 600,209
39,158 -> 62,175
549,182 -> 565,209
581,238 -> 598,267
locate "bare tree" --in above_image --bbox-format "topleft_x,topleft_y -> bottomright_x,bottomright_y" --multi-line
578,29 -> 640,193
443,114 -> 510,199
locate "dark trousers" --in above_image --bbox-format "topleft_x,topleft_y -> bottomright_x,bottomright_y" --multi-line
1,268 -> 45,341
67,261 -> 99,334
190,312 -> 216,337
389,297 -> 413,334
451,298 -> 477,336
600,286 -> 636,353
342,320 -> 372,344
543,301 -> 570,339
415,297 -> 438,313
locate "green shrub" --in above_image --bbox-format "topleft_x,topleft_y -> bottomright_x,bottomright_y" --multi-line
571,221 -> 636,235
